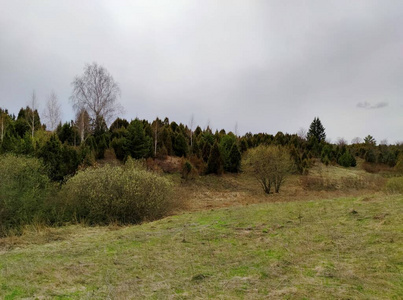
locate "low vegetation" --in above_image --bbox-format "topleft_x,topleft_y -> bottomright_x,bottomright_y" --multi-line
244,145 -> 294,194
61,158 -> 174,225
0,195 -> 401,299
0,156 -> 175,237
385,176 -> 403,194
0,154 -> 53,236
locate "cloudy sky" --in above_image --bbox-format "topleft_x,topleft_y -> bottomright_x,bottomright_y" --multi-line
0,0 -> 402,143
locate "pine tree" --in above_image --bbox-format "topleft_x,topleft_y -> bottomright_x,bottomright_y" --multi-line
307,117 -> 326,143
228,143 -> 242,173
125,119 -> 151,159
206,142 -> 223,175
173,132 -> 189,157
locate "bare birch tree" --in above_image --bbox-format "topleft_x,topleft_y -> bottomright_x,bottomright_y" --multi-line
70,63 -> 122,127
0,110 -> 5,143
297,127 -> 307,140
189,114 -> 194,147
75,109 -> 91,143
152,117 -> 161,157
43,91 -> 61,131
27,91 -> 38,138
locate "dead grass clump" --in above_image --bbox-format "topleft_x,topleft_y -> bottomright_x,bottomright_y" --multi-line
362,162 -> 393,174
301,175 -> 386,191
152,156 -> 183,173
300,176 -> 337,191
385,177 -> 403,194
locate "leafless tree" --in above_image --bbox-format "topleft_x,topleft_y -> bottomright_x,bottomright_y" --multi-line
27,90 -> 38,138
70,63 -> 122,126
351,137 -> 362,144
152,117 -> 161,157
336,137 -> 347,146
297,127 -> 307,140
42,91 -> 61,132
0,110 -> 5,142
380,139 -> 388,145
189,114 -> 195,147
75,109 -> 91,143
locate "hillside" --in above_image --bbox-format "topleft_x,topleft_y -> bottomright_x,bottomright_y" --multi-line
1,190 -> 402,299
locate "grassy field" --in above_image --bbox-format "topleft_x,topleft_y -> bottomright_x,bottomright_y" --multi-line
1,191 -> 402,299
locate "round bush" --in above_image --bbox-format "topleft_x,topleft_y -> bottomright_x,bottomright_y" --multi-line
61,160 -> 173,225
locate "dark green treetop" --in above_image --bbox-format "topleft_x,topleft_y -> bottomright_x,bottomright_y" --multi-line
307,117 -> 326,143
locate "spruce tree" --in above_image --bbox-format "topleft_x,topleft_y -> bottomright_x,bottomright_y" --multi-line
307,117 -> 326,143
125,119 -> 151,159
206,142 -> 223,175
228,143 -> 242,173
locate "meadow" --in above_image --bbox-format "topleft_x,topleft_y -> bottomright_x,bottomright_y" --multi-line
1,161 -> 402,299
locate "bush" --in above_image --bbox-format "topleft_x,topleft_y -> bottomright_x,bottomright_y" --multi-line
244,145 -> 294,194
181,160 -> 198,180
338,151 -> 356,167
61,159 -> 173,225
385,177 -> 403,194
0,154 -> 52,236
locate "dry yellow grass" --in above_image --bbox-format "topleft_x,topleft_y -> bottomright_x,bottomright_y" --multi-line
1,162 -> 401,299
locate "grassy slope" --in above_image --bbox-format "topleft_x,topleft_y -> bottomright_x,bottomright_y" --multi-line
1,194 -> 402,299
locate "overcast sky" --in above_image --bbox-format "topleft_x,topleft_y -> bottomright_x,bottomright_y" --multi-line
0,0 -> 402,143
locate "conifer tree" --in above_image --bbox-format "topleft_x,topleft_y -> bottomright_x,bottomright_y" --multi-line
228,143 -> 242,173
307,117 -> 326,143
125,119 -> 151,159
206,142 -> 223,175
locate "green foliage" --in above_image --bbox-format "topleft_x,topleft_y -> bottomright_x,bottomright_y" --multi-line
181,160 -> 197,180
0,154 -> 52,236
57,122 -> 80,146
109,117 -> 129,132
378,147 -> 396,167
38,135 -> 80,181
321,144 -> 335,164
338,151 -> 356,167
14,132 -> 35,155
201,140 -> 212,162
364,135 -> 376,146
111,137 -> 127,160
307,117 -> 326,143
95,134 -> 108,159
125,119 -> 152,159
227,143 -> 242,173
61,159 -> 173,224
173,132 -> 188,157
395,153 -> 403,174
365,148 -> 377,163
219,134 -> 238,172
206,142 -> 223,175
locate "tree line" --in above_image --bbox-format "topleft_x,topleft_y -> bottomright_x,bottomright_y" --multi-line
1,63 -> 402,183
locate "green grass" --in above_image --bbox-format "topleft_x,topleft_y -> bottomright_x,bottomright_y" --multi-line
1,194 -> 402,299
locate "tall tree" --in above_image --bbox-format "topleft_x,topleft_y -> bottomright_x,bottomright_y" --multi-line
189,114 -> 195,148
75,109 -> 91,143
125,119 -> 151,159
307,117 -> 326,143
28,91 -> 38,138
206,142 -> 223,175
70,63 -> 122,128
42,91 -> 61,132
364,135 -> 376,146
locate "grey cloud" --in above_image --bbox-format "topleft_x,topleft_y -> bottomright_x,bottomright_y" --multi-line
357,101 -> 388,109
0,0 -> 402,143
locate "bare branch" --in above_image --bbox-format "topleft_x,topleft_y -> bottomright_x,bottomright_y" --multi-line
43,91 -> 61,131
70,63 -> 122,127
